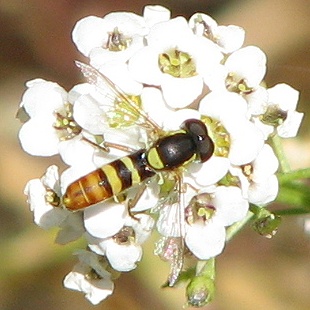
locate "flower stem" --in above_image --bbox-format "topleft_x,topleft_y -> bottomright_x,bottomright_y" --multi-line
196,258 -> 215,279
277,168 -> 310,184
225,211 -> 254,242
269,134 -> 290,173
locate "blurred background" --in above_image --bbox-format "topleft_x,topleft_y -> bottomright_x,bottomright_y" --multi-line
0,0 -> 309,309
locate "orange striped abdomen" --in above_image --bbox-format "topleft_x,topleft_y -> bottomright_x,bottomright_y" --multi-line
62,149 -> 155,211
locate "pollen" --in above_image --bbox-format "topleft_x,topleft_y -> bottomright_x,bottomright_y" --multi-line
158,49 -> 197,78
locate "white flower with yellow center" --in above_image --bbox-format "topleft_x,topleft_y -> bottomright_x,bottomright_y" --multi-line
253,83 -> 304,139
185,186 -> 249,259
128,16 -> 223,108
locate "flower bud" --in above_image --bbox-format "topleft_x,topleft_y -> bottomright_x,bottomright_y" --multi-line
186,274 -> 215,307
252,211 -> 281,238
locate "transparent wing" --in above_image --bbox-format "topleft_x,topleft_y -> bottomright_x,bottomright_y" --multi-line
154,173 -> 186,286
154,235 -> 184,286
75,61 -> 161,132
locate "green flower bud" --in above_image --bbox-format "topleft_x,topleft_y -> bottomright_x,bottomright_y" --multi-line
186,274 -> 215,307
251,206 -> 282,238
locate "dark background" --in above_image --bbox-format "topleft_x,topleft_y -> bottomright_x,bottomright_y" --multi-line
0,1 -> 309,309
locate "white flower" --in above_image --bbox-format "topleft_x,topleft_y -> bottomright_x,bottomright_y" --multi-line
185,186 -> 249,259
24,165 -> 85,242
225,46 -> 267,90
63,250 -> 114,305
185,219 -> 226,260
72,12 -> 147,67
254,83 -> 303,138
87,214 -> 154,272
18,79 -> 70,156
18,4 -> 305,305
25,165 -> 65,228
199,91 -> 263,164
230,144 -> 279,205
189,13 -> 245,53
128,17 -> 223,108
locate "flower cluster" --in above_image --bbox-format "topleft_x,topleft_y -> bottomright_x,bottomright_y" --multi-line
18,5 -> 303,306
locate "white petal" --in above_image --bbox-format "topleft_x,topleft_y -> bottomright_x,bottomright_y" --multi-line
128,46 -> 163,85
203,64 -> 228,91
68,83 -> 95,103
143,5 -> 171,27
58,136 -> 96,166
129,184 -> 159,213
225,46 -> 267,87
73,94 -> 109,135
72,16 -> 109,56
267,83 -> 299,111
252,144 -> 279,181
126,213 -> 155,244
248,175 -> 279,205
188,13 -> 218,36
213,186 -> 249,226
277,111 -> 304,138
84,202 -> 127,238
245,86 -> 269,116
55,212 -> 85,244
199,91 -> 248,122
105,241 -> 142,272
214,25 -> 245,53
21,79 -> 67,117
97,62 -> 143,95
140,87 -> 171,127
252,117 -> 274,140
187,156 -> 230,186
185,220 -> 226,260
63,264 -> 114,305
161,74 -> 203,109
103,12 -> 147,36
41,165 -> 61,193
24,178 -> 67,229
19,118 -> 60,156
162,109 -> 200,131
228,120 -> 264,165
147,17 -> 192,49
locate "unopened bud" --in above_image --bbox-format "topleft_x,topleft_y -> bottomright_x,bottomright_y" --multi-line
253,213 -> 281,238
186,275 -> 215,307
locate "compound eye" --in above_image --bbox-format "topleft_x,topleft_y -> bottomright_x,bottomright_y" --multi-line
181,119 -> 214,163
198,135 -> 214,163
181,119 -> 208,139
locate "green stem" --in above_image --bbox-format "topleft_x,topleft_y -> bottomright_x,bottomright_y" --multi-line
196,258 -> 215,279
225,211 -> 254,242
269,134 -> 290,173
277,168 -> 310,184
276,182 -> 310,209
274,208 -> 310,216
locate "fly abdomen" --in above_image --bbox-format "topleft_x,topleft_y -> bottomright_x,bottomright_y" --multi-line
63,149 -> 155,210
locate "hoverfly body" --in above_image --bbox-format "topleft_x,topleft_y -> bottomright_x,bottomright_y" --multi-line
61,61 -> 215,285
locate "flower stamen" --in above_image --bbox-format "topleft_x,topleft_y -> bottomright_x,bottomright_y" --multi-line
159,49 -> 197,78
225,73 -> 253,94
259,104 -> 288,126
106,27 -> 132,51
53,103 -> 82,140
113,226 -> 135,245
